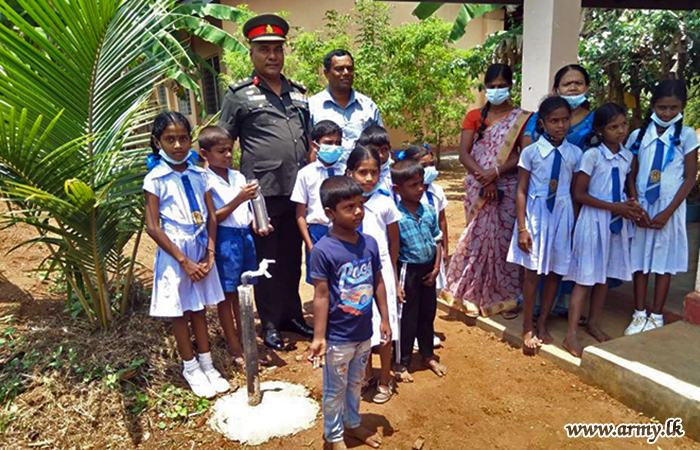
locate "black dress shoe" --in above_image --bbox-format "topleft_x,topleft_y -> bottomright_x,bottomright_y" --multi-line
263,325 -> 284,350
280,318 -> 314,339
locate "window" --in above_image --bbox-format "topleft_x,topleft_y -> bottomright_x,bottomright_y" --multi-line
156,83 -> 168,108
178,90 -> 192,115
202,55 -> 221,115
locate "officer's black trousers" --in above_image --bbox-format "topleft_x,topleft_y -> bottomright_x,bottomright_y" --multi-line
252,200 -> 304,329
398,259 -> 437,367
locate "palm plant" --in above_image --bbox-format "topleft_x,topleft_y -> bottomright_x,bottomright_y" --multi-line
413,3 -> 504,42
0,0 -> 245,329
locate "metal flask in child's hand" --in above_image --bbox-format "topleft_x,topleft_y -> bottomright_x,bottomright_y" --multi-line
248,179 -> 271,233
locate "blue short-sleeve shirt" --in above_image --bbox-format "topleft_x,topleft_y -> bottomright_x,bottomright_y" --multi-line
309,233 -> 382,342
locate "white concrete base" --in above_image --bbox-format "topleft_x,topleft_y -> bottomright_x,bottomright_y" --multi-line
210,381 -> 320,445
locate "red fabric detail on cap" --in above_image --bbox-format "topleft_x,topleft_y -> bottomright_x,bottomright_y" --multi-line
247,25 -> 284,39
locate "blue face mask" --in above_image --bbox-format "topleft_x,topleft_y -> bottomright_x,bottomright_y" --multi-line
159,149 -> 190,166
423,166 -> 439,184
651,112 -> 683,128
485,87 -> 510,106
560,93 -> 587,110
316,143 -> 343,165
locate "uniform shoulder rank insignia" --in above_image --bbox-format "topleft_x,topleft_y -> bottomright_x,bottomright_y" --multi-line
230,77 -> 254,92
289,79 -> 307,94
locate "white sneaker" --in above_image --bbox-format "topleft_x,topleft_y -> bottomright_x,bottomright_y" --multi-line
642,315 -> 664,332
202,367 -> 231,394
183,364 -> 217,398
624,315 -> 647,335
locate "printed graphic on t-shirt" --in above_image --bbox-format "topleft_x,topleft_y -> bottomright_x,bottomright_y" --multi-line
338,257 -> 374,316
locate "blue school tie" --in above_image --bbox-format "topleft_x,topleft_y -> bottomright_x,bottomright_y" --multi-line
610,167 -> 622,234
426,190 -> 435,207
645,140 -> 664,204
181,175 -> 203,226
181,174 -> 207,247
546,148 -> 561,213
326,168 -> 335,177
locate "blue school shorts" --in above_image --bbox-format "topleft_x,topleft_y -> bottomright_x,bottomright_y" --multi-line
215,226 -> 257,292
305,224 -> 329,285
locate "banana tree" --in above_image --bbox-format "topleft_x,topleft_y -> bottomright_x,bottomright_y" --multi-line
0,0 -> 245,329
413,2 -> 504,42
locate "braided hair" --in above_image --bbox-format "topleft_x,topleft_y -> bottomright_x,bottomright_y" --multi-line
474,63 -> 513,144
630,79 -> 687,153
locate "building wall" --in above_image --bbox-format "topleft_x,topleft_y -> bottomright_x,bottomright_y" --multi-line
160,1 -> 504,146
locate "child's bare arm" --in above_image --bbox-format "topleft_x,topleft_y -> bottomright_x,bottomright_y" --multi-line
296,203 -> 314,250
652,149 -> 698,229
374,272 -> 392,344
515,168 -> 533,253
144,192 -> 205,281
200,191 -> 218,272
438,210 -> 448,259
308,279 -> 329,368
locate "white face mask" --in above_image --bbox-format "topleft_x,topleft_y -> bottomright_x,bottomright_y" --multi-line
560,93 -> 587,110
381,158 -> 392,172
485,87 -> 510,106
159,149 -> 190,165
651,112 -> 683,128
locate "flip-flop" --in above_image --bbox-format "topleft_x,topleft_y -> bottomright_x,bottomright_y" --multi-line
501,310 -> 518,320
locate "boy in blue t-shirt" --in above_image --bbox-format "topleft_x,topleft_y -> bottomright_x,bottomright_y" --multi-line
308,176 -> 391,450
391,159 -> 447,383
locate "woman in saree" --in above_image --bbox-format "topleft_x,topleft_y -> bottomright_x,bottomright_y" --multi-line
443,63 -> 531,318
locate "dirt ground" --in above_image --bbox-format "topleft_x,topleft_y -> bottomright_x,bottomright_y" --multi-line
0,157 -> 698,449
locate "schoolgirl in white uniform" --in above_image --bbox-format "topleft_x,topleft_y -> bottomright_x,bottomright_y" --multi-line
507,97 -> 582,350
346,145 -> 401,404
563,103 -> 643,357
624,80 -> 699,335
144,112 -> 229,398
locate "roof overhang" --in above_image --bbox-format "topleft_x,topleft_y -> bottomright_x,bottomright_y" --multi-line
385,0 -> 699,10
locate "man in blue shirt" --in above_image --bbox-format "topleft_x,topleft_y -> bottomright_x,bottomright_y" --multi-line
308,49 -> 383,164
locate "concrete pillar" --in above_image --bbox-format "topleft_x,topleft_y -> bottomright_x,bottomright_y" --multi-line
521,0 -> 582,111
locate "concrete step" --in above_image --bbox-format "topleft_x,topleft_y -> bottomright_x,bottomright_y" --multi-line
436,299 -> 700,442
581,321 -> 700,442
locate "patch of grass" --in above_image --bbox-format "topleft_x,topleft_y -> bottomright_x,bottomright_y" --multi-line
152,383 -> 211,428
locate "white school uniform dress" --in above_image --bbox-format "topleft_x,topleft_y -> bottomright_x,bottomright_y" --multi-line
290,160 -> 345,227
564,144 -> 634,286
421,182 -> 449,289
143,161 -> 225,317
362,190 -> 402,346
627,125 -> 700,275
507,138 -> 582,275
